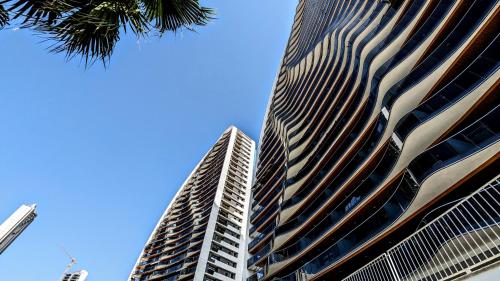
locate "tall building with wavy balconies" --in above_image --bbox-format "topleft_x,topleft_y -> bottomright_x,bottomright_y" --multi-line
130,126 -> 255,281
247,1 -> 500,281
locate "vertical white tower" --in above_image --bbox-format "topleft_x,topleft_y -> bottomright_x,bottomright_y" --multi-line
0,204 -> 37,254
129,126 -> 255,281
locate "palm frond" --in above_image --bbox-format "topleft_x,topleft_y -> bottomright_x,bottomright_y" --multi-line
1,0 -> 214,67
2,0 -> 82,25
141,0 -> 213,33
0,4 -> 9,28
43,1 -> 139,65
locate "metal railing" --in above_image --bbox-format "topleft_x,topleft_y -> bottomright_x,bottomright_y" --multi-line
343,177 -> 500,281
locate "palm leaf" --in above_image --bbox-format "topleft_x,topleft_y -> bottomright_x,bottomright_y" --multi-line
2,0 -> 77,25
1,0 -> 214,66
0,4 -> 8,28
44,1 -> 149,65
141,0 -> 213,33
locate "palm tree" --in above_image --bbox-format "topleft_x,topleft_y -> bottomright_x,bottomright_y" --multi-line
0,0 -> 213,66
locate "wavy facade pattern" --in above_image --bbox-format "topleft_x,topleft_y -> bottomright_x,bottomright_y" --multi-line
247,0 -> 500,280
130,127 -> 255,281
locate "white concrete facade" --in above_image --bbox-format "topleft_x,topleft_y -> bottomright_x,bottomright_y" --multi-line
0,204 -> 37,254
60,270 -> 88,281
129,127 -> 255,281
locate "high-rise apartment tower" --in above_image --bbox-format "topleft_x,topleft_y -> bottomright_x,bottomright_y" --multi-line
0,204 -> 37,254
247,1 -> 499,281
60,270 -> 88,281
130,126 -> 256,281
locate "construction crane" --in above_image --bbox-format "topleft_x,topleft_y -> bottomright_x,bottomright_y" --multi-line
60,246 -> 77,276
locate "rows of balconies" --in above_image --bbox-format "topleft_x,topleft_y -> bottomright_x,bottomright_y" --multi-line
247,0 -> 499,280
133,133 -> 235,281
250,102 -> 499,280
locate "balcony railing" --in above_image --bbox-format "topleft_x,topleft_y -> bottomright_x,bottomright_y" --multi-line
249,221 -> 276,245
247,242 -> 272,268
343,177 -> 500,281
250,202 -> 280,226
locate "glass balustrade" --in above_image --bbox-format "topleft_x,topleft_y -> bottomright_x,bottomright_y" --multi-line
273,106 -> 499,279
395,36 -> 499,141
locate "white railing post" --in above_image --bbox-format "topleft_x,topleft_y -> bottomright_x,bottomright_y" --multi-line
385,253 -> 402,281
342,176 -> 500,281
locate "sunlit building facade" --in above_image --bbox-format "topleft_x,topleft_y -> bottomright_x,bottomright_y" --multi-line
247,0 -> 500,281
60,270 -> 88,281
130,126 -> 255,281
0,204 -> 37,254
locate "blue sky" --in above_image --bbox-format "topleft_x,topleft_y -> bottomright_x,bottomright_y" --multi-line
0,2 -> 296,280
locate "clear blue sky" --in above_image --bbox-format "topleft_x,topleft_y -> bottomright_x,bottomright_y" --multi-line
0,2 -> 296,280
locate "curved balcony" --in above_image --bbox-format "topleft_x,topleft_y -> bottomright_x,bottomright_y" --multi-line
343,178 -> 500,281
249,221 -> 276,251
250,205 -> 279,236
270,140 -> 400,264
275,25 -> 332,122
270,101 -> 499,268
284,1 -> 376,124
253,172 -> 284,206
247,268 -> 266,281
289,0 -> 362,68
283,1 -> 377,141
279,2 -> 354,119
247,242 -> 272,268
280,0 -> 494,224
395,36 -> 499,142
276,45 -> 330,128
272,105 -> 499,280
282,0 -> 427,192
381,0 -> 498,110
146,263 -> 182,280
285,0 -> 432,172
281,114 -> 387,215
286,1 -> 388,149
250,202 -> 280,226
409,107 -> 499,184
251,183 -> 283,211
